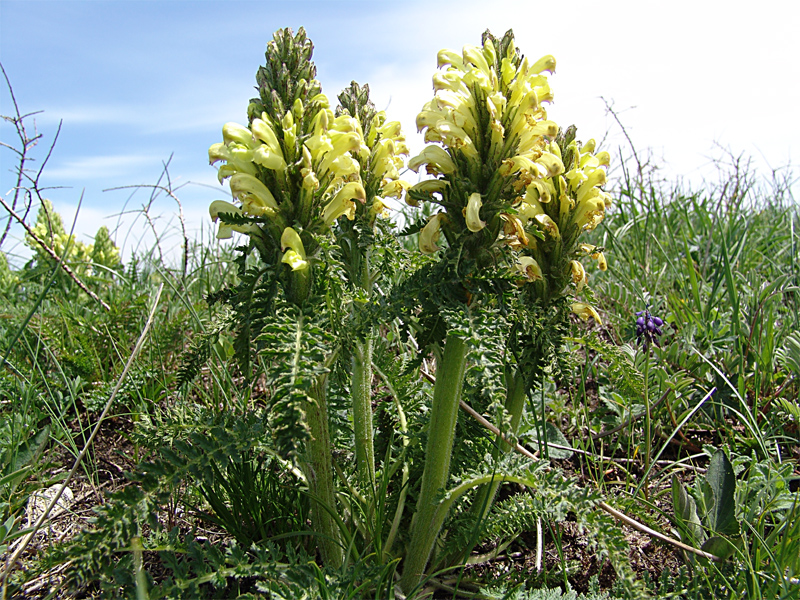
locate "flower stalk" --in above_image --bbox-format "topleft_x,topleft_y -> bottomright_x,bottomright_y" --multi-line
401,333 -> 469,593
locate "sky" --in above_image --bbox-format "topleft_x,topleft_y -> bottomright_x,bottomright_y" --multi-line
1,0 -> 798,266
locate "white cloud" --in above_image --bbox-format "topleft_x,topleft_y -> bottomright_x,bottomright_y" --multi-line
45,154 -> 162,181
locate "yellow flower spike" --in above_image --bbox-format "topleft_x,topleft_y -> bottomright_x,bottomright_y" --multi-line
464,192 -> 485,232
525,180 -> 552,204
420,213 -> 445,254
292,98 -> 304,121
572,302 -> 602,325
369,197 -> 390,221
332,114 -> 360,133
281,110 -> 296,149
433,71 -> 471,96
323,182 -> 365,226
208,143 -> 231,165
222,122 -> 257,148
331,155 -> 362,179
462,44 -> 491,77
280,227 -> 308,271
530,55 -> 556,75
574,195 -> 606,230
517,199 -> 545,222
535,213 -> 560,239
516,256 -> 543,281
408,146 -> 456,175
252,144 -> 287,172
570,260 -> 587,291
318,131 -> 363,175
580,243 -> 600,258
499,155 -> 537,178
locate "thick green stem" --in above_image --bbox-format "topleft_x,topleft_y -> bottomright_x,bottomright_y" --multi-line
351,247 -> 376,490
401,333 -> 469,594
468,367 -> 527,525
304,379 -> 344,568
352,336 -> 375,489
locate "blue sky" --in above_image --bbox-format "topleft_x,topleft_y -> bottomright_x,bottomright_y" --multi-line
1,0 -> 797,265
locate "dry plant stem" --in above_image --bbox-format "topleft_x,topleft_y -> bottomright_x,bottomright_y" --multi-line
0,283 -> 164,584
0,63 -> 43,247
422,372 -> 724,565
106,178 -> 190,278
0,194 -> 111,311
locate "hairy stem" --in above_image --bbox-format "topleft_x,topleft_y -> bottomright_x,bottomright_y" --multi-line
304,378 -> 343,568
351,247 -> 376,490
401,333 -> 468,594
352,336 -> 375,489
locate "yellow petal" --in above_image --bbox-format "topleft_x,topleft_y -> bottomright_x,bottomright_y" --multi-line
572,302 -> 602,325
420,213 -> 445,254
465,192 -> 485,232
516,256 -> 542,281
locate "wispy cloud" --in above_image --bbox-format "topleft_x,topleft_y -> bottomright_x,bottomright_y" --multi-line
45,154 -> 162,180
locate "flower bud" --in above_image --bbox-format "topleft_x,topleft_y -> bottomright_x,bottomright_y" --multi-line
280,227 -> 308,271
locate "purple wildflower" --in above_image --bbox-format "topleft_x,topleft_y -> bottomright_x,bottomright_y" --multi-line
635,307 -> 664,349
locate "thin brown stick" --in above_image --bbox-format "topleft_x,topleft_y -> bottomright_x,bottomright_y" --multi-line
0,194 -> 111,311
0,284 -> 163,583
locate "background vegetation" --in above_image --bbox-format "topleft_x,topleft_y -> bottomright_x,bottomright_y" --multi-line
0,40 -> 798,600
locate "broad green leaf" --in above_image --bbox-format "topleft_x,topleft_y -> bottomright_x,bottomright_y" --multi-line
701,535 -> 736,560
705,449 -> 740,536
672,475 -> 705,544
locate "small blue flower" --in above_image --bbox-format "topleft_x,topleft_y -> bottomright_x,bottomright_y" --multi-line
635,307 -> 664,349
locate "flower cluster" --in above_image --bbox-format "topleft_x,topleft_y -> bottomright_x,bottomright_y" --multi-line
408,31 -> 611,322
209,99 -> 408,274
410,34 -> 562,254
635,307 -> 664,349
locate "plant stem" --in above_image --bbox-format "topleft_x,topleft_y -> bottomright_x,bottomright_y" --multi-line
643,347 -> 651,498
352,336 -> 375,488
401,333 -> 468,594
305,376 -> 344,568
351,248 -> 376,490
